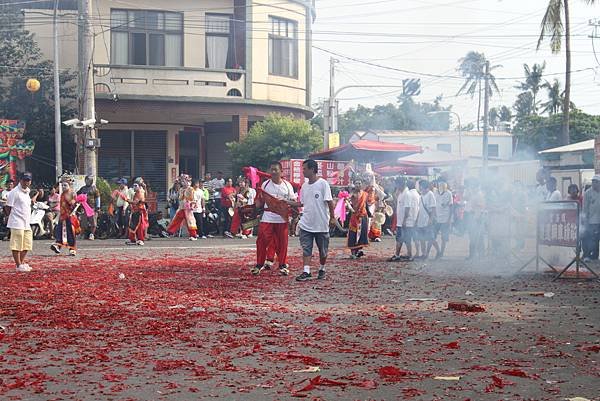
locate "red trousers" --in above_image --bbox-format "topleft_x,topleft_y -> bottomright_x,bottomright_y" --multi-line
231,208 -> 252,236
256,222 -> 288,266
167,210 -> 197,237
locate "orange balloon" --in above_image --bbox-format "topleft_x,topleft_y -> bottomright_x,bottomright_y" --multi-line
26,78 -> 40,93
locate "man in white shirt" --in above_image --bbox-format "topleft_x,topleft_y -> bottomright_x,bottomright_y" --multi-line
192,179 -> 206,239
6,173 -> 34,272
252,161 -> 296,276
389,177 -> 407,261
416,180 -> 440,259
290,159 -> 335,281
402,180 -> 420,260
545,177 -> 562,201
0,179 -> 15,207
434,181 -> 453,257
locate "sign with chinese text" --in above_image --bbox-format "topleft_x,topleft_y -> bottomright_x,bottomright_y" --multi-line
328,132 -> 340,149
280,159 -> 351,186
538,201 -> 579,247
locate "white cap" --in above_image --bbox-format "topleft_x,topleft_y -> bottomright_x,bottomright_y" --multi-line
592,175 -> 600,182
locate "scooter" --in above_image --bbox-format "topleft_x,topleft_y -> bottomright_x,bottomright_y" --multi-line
204,199 -> 220,236
31,201 -> 51,239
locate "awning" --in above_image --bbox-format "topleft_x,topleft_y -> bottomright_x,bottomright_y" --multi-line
394,149 -> 466,168
538,139 -> 594,154
310,139 -> 422,160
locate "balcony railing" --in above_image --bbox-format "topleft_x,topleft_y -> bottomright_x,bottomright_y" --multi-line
94,64 -> 246,99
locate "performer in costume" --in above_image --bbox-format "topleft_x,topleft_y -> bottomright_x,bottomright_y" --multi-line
126,182 -> 147,245
167,175 -> 198,240
347,181 -> 369,258
50,177 -> 78,256
366,175 -> 387,242
231,178 -> 255,238
251,161 -> 296,276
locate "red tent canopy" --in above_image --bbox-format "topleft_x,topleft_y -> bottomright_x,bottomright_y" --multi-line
310,140 -> 422,161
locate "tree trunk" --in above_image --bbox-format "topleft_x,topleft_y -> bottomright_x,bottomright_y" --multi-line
562,0 -> 571,145
477,80 -> 482,131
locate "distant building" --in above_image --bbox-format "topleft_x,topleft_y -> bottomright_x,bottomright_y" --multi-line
24,0 -> 316,202
349,129 -> 514,160
538,139 -> 595,170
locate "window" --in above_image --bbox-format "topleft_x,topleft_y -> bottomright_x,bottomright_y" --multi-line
268,16 -> 297,78
488,144 -> 499,158
437,143 -> 452,153
111,9 -> 183,67
206,14 -> 232,69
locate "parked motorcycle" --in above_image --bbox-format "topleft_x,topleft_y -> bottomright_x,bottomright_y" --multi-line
204,199 -> 220,236
31,201 -> 52,239
96,210 -> 120,240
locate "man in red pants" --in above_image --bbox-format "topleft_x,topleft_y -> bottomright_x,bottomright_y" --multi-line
252,161 -> 296,276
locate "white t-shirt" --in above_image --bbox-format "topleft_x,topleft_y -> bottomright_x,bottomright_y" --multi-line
546,190 -> 562,201
435,190 -> 453,224
247,188 -> 256,206
395,188 -> 408,228
7,184 -> 32,230
402,188 -> 420,228
192,188 -> 204,213
299,178 -> 333,233
261,179 -> 296,224
417,190 -> 436,227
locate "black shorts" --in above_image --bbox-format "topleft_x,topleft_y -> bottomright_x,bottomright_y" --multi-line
416,226 -> 434,241
299,229 -> 329,258
435,223 -> 450,241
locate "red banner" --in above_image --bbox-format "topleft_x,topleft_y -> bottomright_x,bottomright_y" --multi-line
280,159 -> 351,186
538,201 -> 579,247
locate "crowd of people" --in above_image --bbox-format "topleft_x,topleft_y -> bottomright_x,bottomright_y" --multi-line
4,161 -> 600,279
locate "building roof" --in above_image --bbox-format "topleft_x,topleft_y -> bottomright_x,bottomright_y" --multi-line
310,139 -> 422,159
395,149 -> 467,167
354,129 -> 512,138
538,139 -> 595,154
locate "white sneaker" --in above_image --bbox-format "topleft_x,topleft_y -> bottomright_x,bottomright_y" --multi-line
240,234 -> 247,239
189,236 -> 198,241
136,240 -> 144,246
207,234 -> 214,238
16,264 -> 32,272
201,236 -> 207,239
89,233 -> 95,240
69,249 -> 77,256
374,237 -> 382,242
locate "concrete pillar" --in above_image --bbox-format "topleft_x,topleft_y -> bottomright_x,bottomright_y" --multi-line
167,128 -> 179,189
232,114 -> 248,141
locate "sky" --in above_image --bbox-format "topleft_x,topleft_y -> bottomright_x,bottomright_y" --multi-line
310,0 -> 600,129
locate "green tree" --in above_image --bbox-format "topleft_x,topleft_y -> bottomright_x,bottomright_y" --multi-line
226,114 -> 322,173
513,92 -> 535,121
0,9 -> 77,184
456,51 -> 501,130
513,110 -> 600,152
514,62 -> 546,114
541,79 -> 563,115
537,0 -> 598,145
499,105 -> 513,122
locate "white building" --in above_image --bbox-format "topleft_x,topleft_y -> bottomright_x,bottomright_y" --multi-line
349,130 -> 514,160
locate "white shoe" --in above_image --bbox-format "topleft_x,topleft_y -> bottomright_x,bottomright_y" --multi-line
136,240 -> 145,246
240,234 -> 247,239
207,234 -> 214,238
201,236 -> 207,239
374,237 -> 381,242
247,234 -> 253,238
16,264 -> 32,272
189,236 -> 198,241
69,249 -> 77,256
89,233 -> 95,240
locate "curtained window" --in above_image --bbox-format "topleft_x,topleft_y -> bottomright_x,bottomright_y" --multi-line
268,16 -> 297,78
205,14 -> 232,69
110,9 -> 183,67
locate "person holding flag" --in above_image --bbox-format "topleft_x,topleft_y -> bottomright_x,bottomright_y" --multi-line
251,161 -> 296,276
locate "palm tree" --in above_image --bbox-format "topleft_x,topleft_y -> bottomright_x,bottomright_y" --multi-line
499,105 -> 512,122
514,62 -> 546,114
541,79 -> 563,115
457,51 -> 500,130
537,0 -> 598,144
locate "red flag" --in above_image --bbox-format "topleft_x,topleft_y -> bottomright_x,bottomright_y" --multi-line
258,188 -> 290,219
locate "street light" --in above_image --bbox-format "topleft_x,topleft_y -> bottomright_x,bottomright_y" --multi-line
427,111 -> 462,157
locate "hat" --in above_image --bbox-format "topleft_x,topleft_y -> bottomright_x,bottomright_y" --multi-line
117,178 -> 128,185
592,175 -> 600,182
20,172 -> 32,181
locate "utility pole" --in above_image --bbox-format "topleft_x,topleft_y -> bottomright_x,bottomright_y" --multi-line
324,57 -> 338,150
482,60 -> 490,172
79,0 -> 97,176
53,0 -> 63,179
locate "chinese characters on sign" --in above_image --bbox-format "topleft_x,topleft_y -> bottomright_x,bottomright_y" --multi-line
280,159 -> 350,186
538,202 -> 579,247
